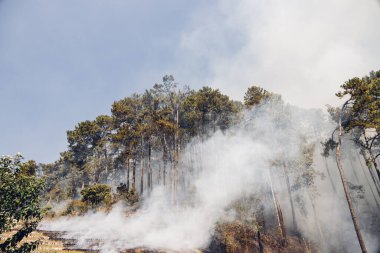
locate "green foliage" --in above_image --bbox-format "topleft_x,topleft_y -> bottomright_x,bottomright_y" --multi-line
39,76 -> 275,212
67,120 -> 103,167
336,70 -> 380,131
244,85 -> 281,108
182,86 -> 240,135
80,184 -> 112,207
333,70 -> 380,173
0,154 -> 45,252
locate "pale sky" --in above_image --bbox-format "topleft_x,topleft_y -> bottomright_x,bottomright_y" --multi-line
1,0 -> 379,163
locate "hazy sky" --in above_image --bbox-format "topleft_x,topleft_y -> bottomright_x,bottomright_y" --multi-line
1,0 -> 379,163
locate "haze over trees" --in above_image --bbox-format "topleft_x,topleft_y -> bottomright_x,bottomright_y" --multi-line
1,71 -> 380,253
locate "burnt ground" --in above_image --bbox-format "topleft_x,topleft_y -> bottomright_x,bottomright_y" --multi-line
29,229 -> 314,253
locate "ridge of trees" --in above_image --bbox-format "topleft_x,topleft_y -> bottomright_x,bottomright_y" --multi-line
5,71 -> 378,252
42,75 -> 244,202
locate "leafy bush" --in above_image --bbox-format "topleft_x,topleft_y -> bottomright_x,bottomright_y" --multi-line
0,154 -> 45,252
80,184 -> 112,207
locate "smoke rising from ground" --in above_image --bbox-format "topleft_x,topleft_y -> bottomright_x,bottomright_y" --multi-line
41,104 -> 380,252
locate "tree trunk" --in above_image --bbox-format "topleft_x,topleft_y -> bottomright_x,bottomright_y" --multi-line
163,135 -> 168,186
158,163 -> 162,185
348,155 -> 360,182
140,158 -> 144,194
126,158 -> 130,191
324,157 -> 336,193
172,105 -> 180,204
368,149 -> 380,183
336,121 -> 368,253
104,148 -> 108,174
140,136 -> 144,195
361,151 -> 380,196
132,157 -> 136,190
356,150 -> 380,210
258,231 -> 264,253
282,162 -> 297,231
268,166 -> 287,245
148,137 -> 152,192
306,189 -> 326,250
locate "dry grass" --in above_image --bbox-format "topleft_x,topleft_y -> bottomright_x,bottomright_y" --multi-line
28,231 -> 87,253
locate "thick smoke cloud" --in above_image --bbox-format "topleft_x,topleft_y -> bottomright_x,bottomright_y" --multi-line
178,0 -> 380,108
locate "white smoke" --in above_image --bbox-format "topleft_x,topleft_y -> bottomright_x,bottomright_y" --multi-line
40,104 -> 380,252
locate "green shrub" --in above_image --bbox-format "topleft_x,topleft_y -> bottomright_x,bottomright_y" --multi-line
80,184 -> 112,207
0,154 -> 45,252
62,200 -> 88,216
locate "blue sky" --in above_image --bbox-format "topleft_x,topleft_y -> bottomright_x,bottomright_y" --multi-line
1,0 -> 380,163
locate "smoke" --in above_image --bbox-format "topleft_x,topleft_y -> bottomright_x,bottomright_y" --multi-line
40,103 -> 380,252
178,0 -> 380,108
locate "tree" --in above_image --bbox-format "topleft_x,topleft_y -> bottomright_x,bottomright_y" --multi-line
336,70 -> 380,182
93,115 -> 113,180
112,95 -> 142,190
335,112 -> 368,253
323,71 -> 378,252
182,87 -> 240,136
67,120 -> 104,188
0,154 -> 45,252
244,86 -> 273,108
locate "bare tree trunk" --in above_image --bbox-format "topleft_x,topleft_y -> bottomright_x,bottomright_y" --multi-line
158,163 -> 162,185
368,149 -> 380,184
348,155 -> 360,182
126,158 -> 130,191
140,158 -> 144,194
163,135 -> 168,186
336,121 -> 367,253
268,166 -> 287,246
324,157 -> 336,193
356,150 -> 380,210
306,189 -> 326,250
140,136 -> 144,195
282,162 -> 297,232
132,157 -> 136,190
172,105 -> 180,204
148,137 -> 152,192
104,148 -> 108,174
258,231 -> 264,253
361,151 -> 380,196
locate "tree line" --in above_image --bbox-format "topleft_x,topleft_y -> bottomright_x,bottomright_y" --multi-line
1,70 -> 379,252
42,75 -> 242,204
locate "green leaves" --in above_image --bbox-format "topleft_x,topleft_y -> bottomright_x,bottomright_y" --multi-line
182,86 -> 240,136
0,154 -> 45,252
337,71 -> 380,131
81,184 -> 112,207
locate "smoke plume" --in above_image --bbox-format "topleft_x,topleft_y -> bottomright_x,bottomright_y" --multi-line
41,104 -> 380,252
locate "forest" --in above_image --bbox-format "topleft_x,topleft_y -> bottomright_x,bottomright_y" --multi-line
1,70 -> 380,253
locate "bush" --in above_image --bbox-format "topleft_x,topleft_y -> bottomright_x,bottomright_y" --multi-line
62,200 -> 88,216
0,154 -> 45,252
115,183 -> 139,205
80,184 -> 112,207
